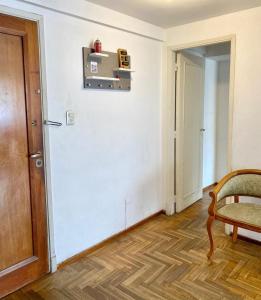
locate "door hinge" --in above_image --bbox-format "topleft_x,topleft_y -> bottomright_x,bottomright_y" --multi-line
174,64 -> 178,72
174,131 -> 176,139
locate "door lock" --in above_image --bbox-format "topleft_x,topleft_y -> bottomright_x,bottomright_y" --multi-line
35,158 -> 43,168
29,152 -> 43,168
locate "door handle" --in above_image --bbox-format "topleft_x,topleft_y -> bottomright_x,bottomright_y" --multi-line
44,120 -> 62,127
30,152 -> 42,159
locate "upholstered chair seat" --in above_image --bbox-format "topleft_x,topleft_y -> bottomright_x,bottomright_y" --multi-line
217,203 -> 261,227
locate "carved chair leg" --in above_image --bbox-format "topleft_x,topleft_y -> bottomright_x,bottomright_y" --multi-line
207,216 -> 215,259
232,225 -> 238,242
232,196 -> 239,242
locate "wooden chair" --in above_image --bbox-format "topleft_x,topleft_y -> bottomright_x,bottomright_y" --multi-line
207,169 -> 261,259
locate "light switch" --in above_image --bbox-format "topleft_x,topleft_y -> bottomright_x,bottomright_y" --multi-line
66,110 -> 75,125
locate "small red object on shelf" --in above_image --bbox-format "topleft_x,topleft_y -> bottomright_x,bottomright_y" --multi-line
94,38 -> 102,53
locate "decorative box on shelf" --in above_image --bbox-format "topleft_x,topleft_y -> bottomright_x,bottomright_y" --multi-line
82,47 -> 133,91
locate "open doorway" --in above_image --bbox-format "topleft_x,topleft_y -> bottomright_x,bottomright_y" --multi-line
174,41 -> 232,213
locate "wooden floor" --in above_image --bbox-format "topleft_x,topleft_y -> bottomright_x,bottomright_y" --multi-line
5,191 -> 261,300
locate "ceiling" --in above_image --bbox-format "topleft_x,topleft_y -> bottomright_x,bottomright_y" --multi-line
86,0 -> 261,28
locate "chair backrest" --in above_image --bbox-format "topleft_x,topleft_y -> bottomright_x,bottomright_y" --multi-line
217,173 -> 261,202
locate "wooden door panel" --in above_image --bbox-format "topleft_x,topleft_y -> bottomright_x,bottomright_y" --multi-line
0,33 -> 33,271
0,14 -> 49,298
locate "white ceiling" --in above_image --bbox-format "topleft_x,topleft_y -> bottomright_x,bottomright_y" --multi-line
86,0 -> 261,28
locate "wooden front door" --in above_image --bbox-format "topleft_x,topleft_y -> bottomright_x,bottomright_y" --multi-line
0,14 -> 49,297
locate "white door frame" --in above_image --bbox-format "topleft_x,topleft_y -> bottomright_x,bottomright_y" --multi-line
163,35 -> 236,215
0,5 -> 57,272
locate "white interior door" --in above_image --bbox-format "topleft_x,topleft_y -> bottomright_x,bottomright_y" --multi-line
176,52 -> 205,212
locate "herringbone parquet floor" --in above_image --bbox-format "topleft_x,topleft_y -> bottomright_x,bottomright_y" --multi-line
5,191 -> 261,300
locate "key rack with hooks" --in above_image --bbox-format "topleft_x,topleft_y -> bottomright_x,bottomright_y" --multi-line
82,47 -> 134,91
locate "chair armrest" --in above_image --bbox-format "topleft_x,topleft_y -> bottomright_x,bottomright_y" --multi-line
208,191 -> 217,216
209,171 -> 240,216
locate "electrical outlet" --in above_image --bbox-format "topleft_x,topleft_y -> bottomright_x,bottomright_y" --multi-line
66,110 -> 75,125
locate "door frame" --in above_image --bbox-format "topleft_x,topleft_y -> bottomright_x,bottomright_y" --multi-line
0,5 -> 57,272
162,35 -> 236,215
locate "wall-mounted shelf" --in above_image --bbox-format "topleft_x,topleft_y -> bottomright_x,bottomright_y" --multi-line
88,52 -> 109,58
83,47 -> 132,90
86,76 -> 120,81
113,68 -> 135,73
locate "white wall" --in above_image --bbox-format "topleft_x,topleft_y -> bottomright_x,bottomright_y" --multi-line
0,0 -> 164,263
203,59 -> 218,187
167,7 -> 261,240
216,60 -> 230,181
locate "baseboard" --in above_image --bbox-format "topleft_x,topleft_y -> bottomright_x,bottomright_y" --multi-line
203,182 -> 217,192
230,233 -> 261,246
50,254 -> 57,273
57,210 -> 164,270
